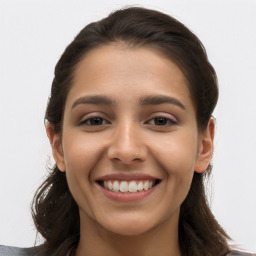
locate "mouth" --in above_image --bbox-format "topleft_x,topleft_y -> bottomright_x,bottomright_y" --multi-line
97,179 -> 161,193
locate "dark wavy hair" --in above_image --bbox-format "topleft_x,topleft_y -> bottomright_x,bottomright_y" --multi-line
32,6 -> 230,256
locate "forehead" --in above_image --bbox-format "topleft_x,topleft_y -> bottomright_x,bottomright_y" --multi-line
66,44 -> 193,109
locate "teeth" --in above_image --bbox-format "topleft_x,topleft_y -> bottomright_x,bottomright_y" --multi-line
143,180 -> 149,191
128,181 -> 137,192
137,181 -> 144,191
101,180 -> 156,193
120,181 -> 129,192
113,180 -> 119,192
107,180 -> 113,190
103,181 -> 108,189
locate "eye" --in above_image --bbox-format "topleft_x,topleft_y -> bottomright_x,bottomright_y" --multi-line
147,116 -> 177,126
80,116 -> 110,126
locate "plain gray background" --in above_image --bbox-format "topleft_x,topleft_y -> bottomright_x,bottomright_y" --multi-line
0,0 -> 255,252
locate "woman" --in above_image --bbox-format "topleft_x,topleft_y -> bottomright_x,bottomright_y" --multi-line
0,6 -> 255,256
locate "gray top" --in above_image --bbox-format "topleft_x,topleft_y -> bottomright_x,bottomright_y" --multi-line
0,245 -> 255,256
228,252 -> 256,256
0,245 -> 71,256
0,246 -> 40,256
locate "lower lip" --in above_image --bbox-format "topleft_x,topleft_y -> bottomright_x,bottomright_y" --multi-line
97,183 -> 159,202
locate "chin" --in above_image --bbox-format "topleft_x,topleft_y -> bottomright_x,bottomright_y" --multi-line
98,215 -> 156,237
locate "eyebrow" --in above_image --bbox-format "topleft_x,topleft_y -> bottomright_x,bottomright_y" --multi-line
140,95 -> 185,110
72,95 -> 116,109
71,94 -> 185,110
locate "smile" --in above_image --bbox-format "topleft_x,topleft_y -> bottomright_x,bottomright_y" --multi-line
96,174 -> 161,201
98,180 -> 160,193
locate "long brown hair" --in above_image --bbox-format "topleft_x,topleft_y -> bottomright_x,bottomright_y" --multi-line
32,7 -> 230,256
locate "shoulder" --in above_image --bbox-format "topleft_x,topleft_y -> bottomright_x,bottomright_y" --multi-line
227,250 -> 256,256
0,245 -> 72,256
0,245 -> 41,256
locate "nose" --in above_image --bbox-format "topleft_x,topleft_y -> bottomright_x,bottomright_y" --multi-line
107,122 -> 147,165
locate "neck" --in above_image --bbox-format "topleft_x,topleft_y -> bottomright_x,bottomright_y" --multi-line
75,211 -> 181,256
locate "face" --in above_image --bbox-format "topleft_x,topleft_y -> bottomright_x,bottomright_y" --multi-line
49,44 -> 214,237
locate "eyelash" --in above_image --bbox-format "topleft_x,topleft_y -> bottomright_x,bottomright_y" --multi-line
146,117 -> 177,126
79,116 -> 110,126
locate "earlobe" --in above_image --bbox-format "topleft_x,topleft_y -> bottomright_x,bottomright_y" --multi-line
46,123 -> 66,172
194,117 -> 215,173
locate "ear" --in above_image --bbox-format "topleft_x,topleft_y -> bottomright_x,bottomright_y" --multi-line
46,123 -> 66,172
194,117 -> 215,173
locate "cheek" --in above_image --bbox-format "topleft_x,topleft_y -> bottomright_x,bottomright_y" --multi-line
62,131 -> 104,174
61,132 -> 107,205
61,132 -> 105,215
150,130 -> 198,173
149,130 -> 198,196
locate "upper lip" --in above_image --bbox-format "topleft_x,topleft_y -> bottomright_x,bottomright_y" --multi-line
96,173 -> 161,181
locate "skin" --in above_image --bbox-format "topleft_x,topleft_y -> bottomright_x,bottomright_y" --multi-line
47,44 -> 215,256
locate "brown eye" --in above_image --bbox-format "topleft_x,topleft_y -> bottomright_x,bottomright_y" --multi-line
81,117 -> 109,126
154,117 -> 168,125
148,117 -> 177,126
